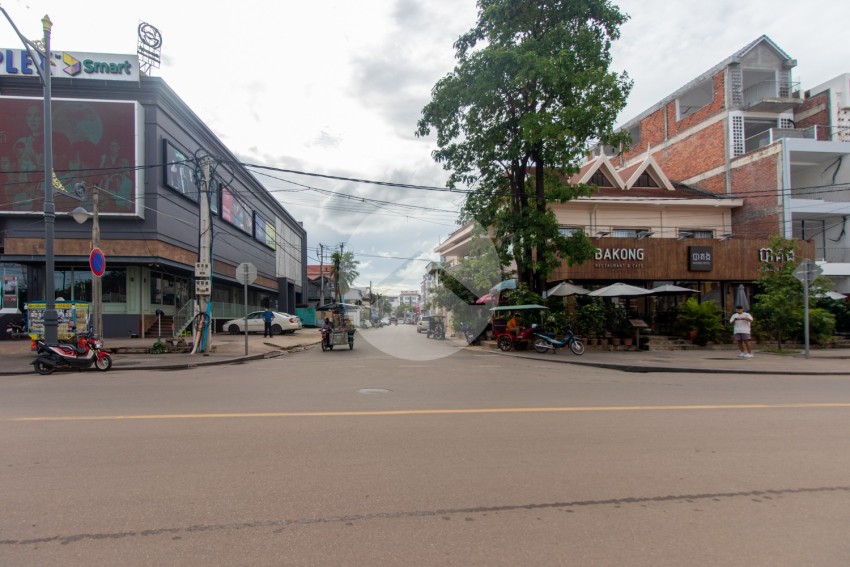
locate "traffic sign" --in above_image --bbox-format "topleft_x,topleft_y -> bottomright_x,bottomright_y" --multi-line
235,262 -> 257,285
89,248 -> 106,278
793,260 -> 823,284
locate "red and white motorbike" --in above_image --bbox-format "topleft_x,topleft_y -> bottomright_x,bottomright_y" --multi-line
32,331 -> 113,375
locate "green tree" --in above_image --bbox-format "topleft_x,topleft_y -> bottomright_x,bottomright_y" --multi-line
330,251 -> 360,303
751,236 -> 832,350
417,0 -> 632,293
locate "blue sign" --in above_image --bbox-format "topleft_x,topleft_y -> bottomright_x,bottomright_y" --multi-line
89,248 -> 106,277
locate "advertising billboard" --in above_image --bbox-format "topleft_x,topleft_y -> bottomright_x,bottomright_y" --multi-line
0,97 -> 140,215
253,211 -> 276,250
221,186 -> 251,234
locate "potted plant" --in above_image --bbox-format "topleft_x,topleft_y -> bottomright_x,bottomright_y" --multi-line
575,299 -> 606,344
675,298 -> 724,346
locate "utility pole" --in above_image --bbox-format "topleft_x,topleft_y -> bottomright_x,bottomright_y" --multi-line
319,244 -> 324,307
195,153 -> 213,353
92,185 -> 102,339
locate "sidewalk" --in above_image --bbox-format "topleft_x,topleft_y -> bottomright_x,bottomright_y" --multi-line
2,331 -> 850,376
0,331 -> 323,376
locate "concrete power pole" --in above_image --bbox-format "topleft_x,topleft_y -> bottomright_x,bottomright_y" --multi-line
319,244 -> 325,307
195,153 -> 213,353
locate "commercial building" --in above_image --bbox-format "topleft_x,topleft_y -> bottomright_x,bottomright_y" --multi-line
0,49 -> 306,338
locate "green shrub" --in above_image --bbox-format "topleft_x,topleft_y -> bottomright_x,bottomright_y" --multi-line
676,298 -> 724,346
808,308 -> 836,345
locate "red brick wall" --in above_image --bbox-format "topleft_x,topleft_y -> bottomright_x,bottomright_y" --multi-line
729,154 -> 783,238
622,71 -> 727,163
795,90 -> 831,141
651,122 -> 727,181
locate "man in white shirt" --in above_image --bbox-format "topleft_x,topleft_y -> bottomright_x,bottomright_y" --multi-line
729,305 -> 754,358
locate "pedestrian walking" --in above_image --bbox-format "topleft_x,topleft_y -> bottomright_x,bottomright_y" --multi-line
729,305 -> 754,358
262,307 -> 274,338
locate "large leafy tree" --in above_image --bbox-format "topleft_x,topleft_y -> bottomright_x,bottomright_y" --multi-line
417,0 -> 632,292
330,251 -> 360,303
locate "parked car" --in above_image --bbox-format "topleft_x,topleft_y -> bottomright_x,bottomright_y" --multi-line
381,317 -> 391,326
224,311 -> 302,335
417,316 -> 432,333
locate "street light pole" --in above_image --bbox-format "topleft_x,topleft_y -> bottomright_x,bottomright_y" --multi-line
71,184 -> 101,338
0,8 -> 58,343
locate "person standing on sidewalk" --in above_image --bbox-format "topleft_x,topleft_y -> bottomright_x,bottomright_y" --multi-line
262,307 -> 274,338
729,305 -> 754,358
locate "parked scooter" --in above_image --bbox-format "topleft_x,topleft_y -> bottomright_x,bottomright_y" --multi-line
5,319 -> 28,340
32,330 -> 113,375
533,327 -> 585,355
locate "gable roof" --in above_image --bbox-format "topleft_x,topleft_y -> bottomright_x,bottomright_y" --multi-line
307,265 -> 333,281
619,35 -> 795,131
571,155 -> 625,189
620,155 -> 675,191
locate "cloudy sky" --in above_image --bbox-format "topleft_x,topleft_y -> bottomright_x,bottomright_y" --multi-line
2,0 -> 848,295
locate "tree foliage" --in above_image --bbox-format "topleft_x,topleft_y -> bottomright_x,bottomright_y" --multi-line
752,236 -> 833,349
417,0 -> 632,292
329,251 -> 360,303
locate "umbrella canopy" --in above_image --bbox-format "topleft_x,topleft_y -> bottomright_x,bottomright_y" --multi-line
588,283 -> 653,297
545,282 -> 589,297
475,293 -> 498,304
825,290 -> 847,300
650,284 -> 699,295
490,279 -> 517,293
489,304 -> 548,312
734,284 -> 750,311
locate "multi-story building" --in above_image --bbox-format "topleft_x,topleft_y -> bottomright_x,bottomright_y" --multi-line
611,35 -> 850,290
0,48 -> 306,338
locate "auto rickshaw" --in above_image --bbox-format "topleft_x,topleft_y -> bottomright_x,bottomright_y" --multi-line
489,304 -> 549,352
426,315 -> 445,340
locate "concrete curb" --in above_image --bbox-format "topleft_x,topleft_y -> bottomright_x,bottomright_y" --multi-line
483,346 -> 850,376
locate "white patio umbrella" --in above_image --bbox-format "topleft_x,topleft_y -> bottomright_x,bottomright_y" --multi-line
650,284 -> 699,295
490,279 -> 517,293
824,290 -> 847,301
588,283 -> 653,297
544,282 -> 590,297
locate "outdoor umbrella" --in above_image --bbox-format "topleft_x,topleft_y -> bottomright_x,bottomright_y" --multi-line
545,282 -> 589,297
588,283 -> 653,297
824,290 -> 847,301
649,284 -> 699,295
735,284 -> 750,311
490,279 -> 517,293
475,293 -> 498,304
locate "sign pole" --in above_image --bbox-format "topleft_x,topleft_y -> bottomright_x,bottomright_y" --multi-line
244,269 -> 249,357
803,269 -> 810,359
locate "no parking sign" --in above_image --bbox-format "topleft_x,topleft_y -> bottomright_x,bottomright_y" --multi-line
89,248 -> 106,278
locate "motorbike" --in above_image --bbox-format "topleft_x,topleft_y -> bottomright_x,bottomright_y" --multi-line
459,321 -> 482,345
5,319 -> 28,340
426,316 -> 445,340
533,327 -> 585,355
32,330 -> 113,375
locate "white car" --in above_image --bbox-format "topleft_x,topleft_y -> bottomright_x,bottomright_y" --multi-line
224,311 -> 302,335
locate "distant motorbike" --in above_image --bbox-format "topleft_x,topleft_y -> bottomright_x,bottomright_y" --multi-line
5,320 -> 28,340
32,330 -> 113,375
459,321 -> 482,345
533,327 -> 585,356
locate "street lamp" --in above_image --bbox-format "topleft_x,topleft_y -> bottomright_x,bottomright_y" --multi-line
0,8 -> 58,342
71,184 -> 101,338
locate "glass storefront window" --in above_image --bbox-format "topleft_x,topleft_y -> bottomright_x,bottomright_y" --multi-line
102,270 -> 127,303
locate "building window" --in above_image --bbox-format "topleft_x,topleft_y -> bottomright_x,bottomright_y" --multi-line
633,172 -> 659,188
627,124 -> 641,147
679,229 -> 714,239
559,227 -> 583,237
676,77 -> 713,120
612,229 -> 638,238
589,171 -> 614,188
101,269 -> 127,303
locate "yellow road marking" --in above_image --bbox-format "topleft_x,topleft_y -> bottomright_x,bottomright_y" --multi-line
6,403 -> 850,422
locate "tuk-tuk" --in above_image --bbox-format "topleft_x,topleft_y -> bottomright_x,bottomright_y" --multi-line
427,315 -> 445,340
489,304 -> 548,351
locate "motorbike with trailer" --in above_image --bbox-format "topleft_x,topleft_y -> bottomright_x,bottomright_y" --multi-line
426,315 -> 445,340
32,330 -> 113,374
489,304 -> 549,352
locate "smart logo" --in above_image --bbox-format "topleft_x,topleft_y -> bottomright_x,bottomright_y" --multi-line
62,52 -> 82,76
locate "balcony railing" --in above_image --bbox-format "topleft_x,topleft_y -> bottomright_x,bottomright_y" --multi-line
744,126 -> 820,153
816,247 -> 850,263
742,80 -> 800,109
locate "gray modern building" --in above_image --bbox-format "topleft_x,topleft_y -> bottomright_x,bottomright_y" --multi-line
0,49 -> 306,338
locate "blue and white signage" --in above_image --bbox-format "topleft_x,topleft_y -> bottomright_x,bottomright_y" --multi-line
1,49 -> 140,82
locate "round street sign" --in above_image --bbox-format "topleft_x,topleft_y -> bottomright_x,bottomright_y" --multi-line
89,248 -> 106,278
235,262 -> 257,285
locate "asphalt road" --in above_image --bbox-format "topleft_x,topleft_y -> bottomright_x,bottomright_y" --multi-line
2,324 -> 849,566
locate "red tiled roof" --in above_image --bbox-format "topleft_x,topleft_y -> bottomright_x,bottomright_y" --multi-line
307,265 -> 333,281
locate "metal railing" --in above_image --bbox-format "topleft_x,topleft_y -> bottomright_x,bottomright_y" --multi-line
742,80 -> 799,107
744,126 -> 818,153
172,299 -> 196,337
